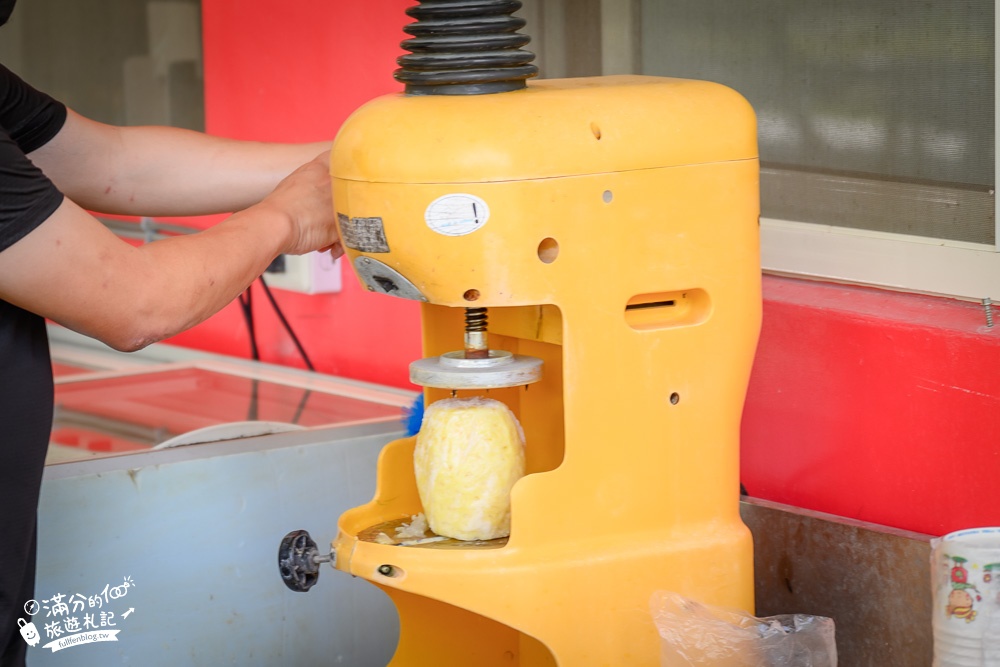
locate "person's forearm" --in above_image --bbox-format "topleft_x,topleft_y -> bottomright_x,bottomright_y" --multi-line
110,126 -> 331,216
31,110 -> 331,217
123,203 -> 296,346
0,197 -> 296,352
5,132 -> 339,354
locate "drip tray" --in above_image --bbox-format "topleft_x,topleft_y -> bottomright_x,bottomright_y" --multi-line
358,516 -> 508,550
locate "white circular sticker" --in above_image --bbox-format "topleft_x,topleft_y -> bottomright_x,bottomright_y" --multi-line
425,194 -> 490,237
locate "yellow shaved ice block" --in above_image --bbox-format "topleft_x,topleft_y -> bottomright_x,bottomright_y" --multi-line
414,397 -> 525,541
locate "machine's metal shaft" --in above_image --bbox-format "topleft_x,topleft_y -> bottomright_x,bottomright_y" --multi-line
410,306 -> 543,389
464,307 -> 489,359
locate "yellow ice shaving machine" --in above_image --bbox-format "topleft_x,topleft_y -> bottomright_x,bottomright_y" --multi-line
326,75 -> 761,664
288,4 -> 761,665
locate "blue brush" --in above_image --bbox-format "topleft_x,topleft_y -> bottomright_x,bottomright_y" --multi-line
404,392 -> 425,436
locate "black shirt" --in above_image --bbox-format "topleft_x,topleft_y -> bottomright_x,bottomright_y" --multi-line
0,64 -> 65,245
0,63 -> 66,665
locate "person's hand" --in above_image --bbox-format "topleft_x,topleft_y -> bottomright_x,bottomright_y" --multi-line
258,151 -> 341,257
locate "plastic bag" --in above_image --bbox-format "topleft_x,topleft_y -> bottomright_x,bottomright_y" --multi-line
651,591 -> 837,667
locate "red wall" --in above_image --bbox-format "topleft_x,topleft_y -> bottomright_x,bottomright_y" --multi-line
743,277 -> 999,536
167,0 -> 421,388
182,0 -> 999,537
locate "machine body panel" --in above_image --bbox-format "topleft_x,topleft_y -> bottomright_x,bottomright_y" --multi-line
331,75 -> 757,184
330,75 -> 761,666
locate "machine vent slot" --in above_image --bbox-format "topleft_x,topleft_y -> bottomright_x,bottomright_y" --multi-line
624,290 -> 710,331
625,300 -> 676,311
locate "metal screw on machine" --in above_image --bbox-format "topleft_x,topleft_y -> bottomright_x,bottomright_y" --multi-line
278,530 -> 334,593
983,297 -> 994,328
463,307 -> 489,359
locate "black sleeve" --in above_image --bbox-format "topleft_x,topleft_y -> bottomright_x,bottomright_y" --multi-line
0,64 -> 67,253
0,64 -> 67,152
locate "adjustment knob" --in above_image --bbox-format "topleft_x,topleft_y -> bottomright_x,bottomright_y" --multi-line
277,530 -> 333,593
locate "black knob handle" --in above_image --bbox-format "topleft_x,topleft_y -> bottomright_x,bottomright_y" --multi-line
278,530 -> 332,593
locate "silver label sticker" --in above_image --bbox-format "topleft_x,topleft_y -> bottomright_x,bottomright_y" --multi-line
338,214 -> 390,253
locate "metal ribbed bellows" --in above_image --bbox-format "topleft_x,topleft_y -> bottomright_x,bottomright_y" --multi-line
395,0 -> 539,95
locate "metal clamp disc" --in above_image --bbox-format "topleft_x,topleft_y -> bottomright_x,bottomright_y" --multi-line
410,350 -> 543,389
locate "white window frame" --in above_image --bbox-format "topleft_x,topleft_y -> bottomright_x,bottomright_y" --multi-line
526,0 -> 1000,302
760,220 -> 998,300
